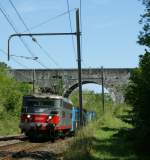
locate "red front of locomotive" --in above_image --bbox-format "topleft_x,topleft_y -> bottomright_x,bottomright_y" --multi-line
19,94 -> 72,138
19,95 -> 62,138
20,112 -> 60,132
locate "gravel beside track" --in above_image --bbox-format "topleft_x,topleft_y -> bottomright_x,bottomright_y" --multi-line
0,135 -> 27,147
0,135 -> 24,141
0,140 -> 22,147
18,138 -> 72,160
0,137 -> 72,160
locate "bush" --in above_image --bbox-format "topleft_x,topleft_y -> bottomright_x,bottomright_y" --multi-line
125,52 -> 150,153
0,63 -> 32,135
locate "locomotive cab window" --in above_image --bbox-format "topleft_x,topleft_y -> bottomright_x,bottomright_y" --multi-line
22,97 -> 61,113
23,99 -> 40,107
40,99 -> 61,107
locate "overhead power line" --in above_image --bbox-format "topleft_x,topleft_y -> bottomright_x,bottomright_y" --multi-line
0,49 -> 32,81
79,0 -> 87,68
8,0 -> 59,67
10,54 -> 38,60
34,42 -> 60,67
80,0 -> 82,30
36,59 -> 48,69
66,0 -> 77,61
0,49 -> 46,83
0,4 -> 18,32
0,48 -> 29,68
23,9 -> 76,32
0,2 -> 48,69
0,49 -> 47,84
8,0 -> 30,32
0,3 -> 35,58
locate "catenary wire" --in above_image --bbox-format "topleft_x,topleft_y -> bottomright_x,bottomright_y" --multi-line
10,54 -> 38,60
33,41 -> 60,67
79,0 -> 87,68
23,9 -> 76,32
8,0 -> 60,67
0,3 -> 35,58
0,48 -> 29,69
66,0 -> 77,61
1,49 -> 50,86
8,1 -> 73,94
36,59 -> 48,69
0,48 -> 42,82
0,2 -> 48,69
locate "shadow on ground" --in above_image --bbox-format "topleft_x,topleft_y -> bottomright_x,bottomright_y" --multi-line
0,150 -> 59,160
12,151 -> 58,160
88,117 -> 150,160
90,128 -> 137,160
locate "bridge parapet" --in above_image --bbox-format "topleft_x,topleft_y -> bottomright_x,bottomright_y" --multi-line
10,68 -> 132,103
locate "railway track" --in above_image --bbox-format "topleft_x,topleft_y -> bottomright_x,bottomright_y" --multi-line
0,135 -> 26,141
0,137 -> 71,160
0,140 -> 52,160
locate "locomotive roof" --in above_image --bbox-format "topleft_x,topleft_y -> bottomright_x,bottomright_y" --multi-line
24,94 -> 73,104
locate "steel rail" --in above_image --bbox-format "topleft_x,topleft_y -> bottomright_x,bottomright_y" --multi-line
0,141 -> 48,160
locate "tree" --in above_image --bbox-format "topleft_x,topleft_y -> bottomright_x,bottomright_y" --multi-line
125,0 -> 150,152
138,0 -> 150,47
0,63 -> 32,116
125,52 -> 150,127
136,0 -> 150,128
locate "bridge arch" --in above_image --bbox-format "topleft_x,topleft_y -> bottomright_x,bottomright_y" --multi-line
63,81 -> 124,103
63,81 -> 98,97
63,81 -> 115,101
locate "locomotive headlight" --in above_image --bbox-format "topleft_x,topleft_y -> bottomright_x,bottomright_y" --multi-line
27,114 -> 31,118
48,116 -> 52,120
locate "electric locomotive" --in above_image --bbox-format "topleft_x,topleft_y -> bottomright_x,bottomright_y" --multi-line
19,94 -> 73,139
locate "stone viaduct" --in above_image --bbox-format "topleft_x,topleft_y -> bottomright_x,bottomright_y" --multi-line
10,68 -> 132,103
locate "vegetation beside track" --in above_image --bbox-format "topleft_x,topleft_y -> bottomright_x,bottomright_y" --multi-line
64,93 -> 150,160
0,61 -> 149,159
0,62 -> 32,135
0,114 -> 20,135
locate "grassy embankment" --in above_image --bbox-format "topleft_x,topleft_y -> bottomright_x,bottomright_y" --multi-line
64,102 -> 149,160
0,63 -> 32,136
0,114 -> 20,136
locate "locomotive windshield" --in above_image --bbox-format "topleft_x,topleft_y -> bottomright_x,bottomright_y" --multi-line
22,97 -> 61,113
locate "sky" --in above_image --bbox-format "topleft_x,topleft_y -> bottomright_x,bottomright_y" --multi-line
0,0 -> 145,70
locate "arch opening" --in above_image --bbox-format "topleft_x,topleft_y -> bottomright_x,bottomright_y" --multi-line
63,81 -> 113,102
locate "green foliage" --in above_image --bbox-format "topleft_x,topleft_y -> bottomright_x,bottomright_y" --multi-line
124,1 -> 150,153
0,62 -> 32,135
65,122 -> 97,160
125,52 -> 150,126
125,0 -> 150,151
70,90 -> 113,117
126,0 -> 150,124
0,113 -> 20,135
125,52 -> 150,153
18,82 -> 32,95
138,0 -> 150,47
66,90 -> 150,159
64,102 -> 136,160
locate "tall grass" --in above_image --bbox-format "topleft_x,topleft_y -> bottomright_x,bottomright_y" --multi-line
65,121 -> 97,160
64,103 -> 135,160
0,113 -> 20,135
